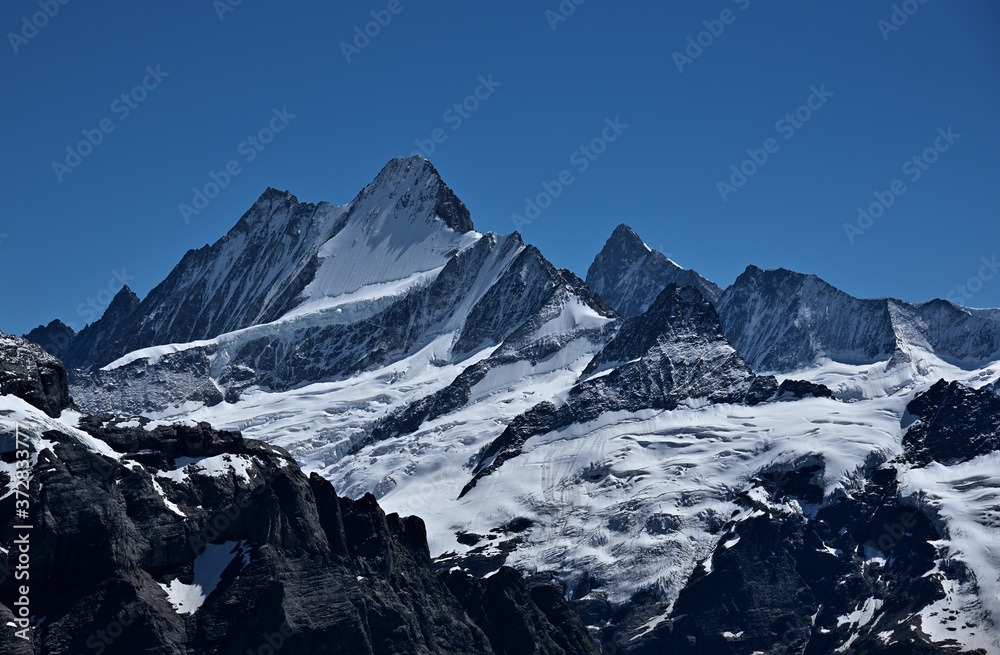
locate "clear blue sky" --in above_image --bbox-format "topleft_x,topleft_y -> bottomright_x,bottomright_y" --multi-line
2,0 -> 998,336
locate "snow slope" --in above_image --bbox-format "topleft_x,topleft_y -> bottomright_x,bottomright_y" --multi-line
41,156 -> 1000,651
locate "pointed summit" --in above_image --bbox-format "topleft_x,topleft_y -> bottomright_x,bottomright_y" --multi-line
107,284 -> 140,316
53,158 -> 477,369
608,223 -> 652,257
236,187 -> 302,232
354,156 -> 473,233
586,223 -> 722,317
58,284 -> 142,369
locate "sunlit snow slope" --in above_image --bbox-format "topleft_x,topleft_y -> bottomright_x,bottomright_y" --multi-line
46,158 -> 1000,653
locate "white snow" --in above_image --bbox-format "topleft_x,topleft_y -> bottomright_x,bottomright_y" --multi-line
630,613 -> 669,641
151,476 -> 186,517
302,158 -> 479,302
0,395 -> 119,461
157,453 -> 255,485
157,541 -> 243,615
836,597 -> 882,629
144,342 -> 1000,630
900,452 -> 1000,648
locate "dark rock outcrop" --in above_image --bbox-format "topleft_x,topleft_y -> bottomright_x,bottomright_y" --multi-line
605,466 -> 975,654
776,378 -> 834,400
445,568 -> 597,655
0,416 -> 597,654
0,333 -> 71,417
57,285 -> 140,369
23,319 -> 76,361
55,157 -> 473,372
903,379 -> 1000,467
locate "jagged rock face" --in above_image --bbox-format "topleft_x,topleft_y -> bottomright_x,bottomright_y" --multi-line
717,266 -> 1000,373
370,240 -> 617,446
591,380 -> 1000,654
56,285 -> 141,369
462,285 -> 776,495
54,156 -> 475,371
716,266 -> 899,372
69,230 -> 615,416
0,333 -> 71,417
775,379 -> 834,400
444,568 -> 597,655
13,157 -> 1000,652
354,157 -> 473,235
889,299 -> 1000,366
0,413 -> 596,655
641,468 -> 954,655
22,319 -> 76,361
63,190 -> 347,370
586,224 -> 722,316
904,380 -> 1000,466
71,345 -> 226,413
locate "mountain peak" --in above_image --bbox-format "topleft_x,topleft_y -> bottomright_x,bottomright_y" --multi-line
236,187 -> 303,232
109,284 -> 140,312
587,224 -> 722,316
356,157 -> 474,234
256,186 -> 299,207
604,222 -> 652,259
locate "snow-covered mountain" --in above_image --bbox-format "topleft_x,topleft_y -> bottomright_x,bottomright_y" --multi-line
716,265 -> 1000,396
0,335 -> 596,655
586,223 -> 722,315
461,284 -> 778,497
59,157 -> 476,371
17,156 -> 1000,653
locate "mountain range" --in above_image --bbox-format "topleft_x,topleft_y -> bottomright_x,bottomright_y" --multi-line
5,155 -> 1000,654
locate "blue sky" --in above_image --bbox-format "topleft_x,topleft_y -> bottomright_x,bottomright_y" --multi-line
2,0 -> 998,336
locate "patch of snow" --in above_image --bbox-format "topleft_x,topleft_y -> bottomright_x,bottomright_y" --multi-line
158,541 -> 242,615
